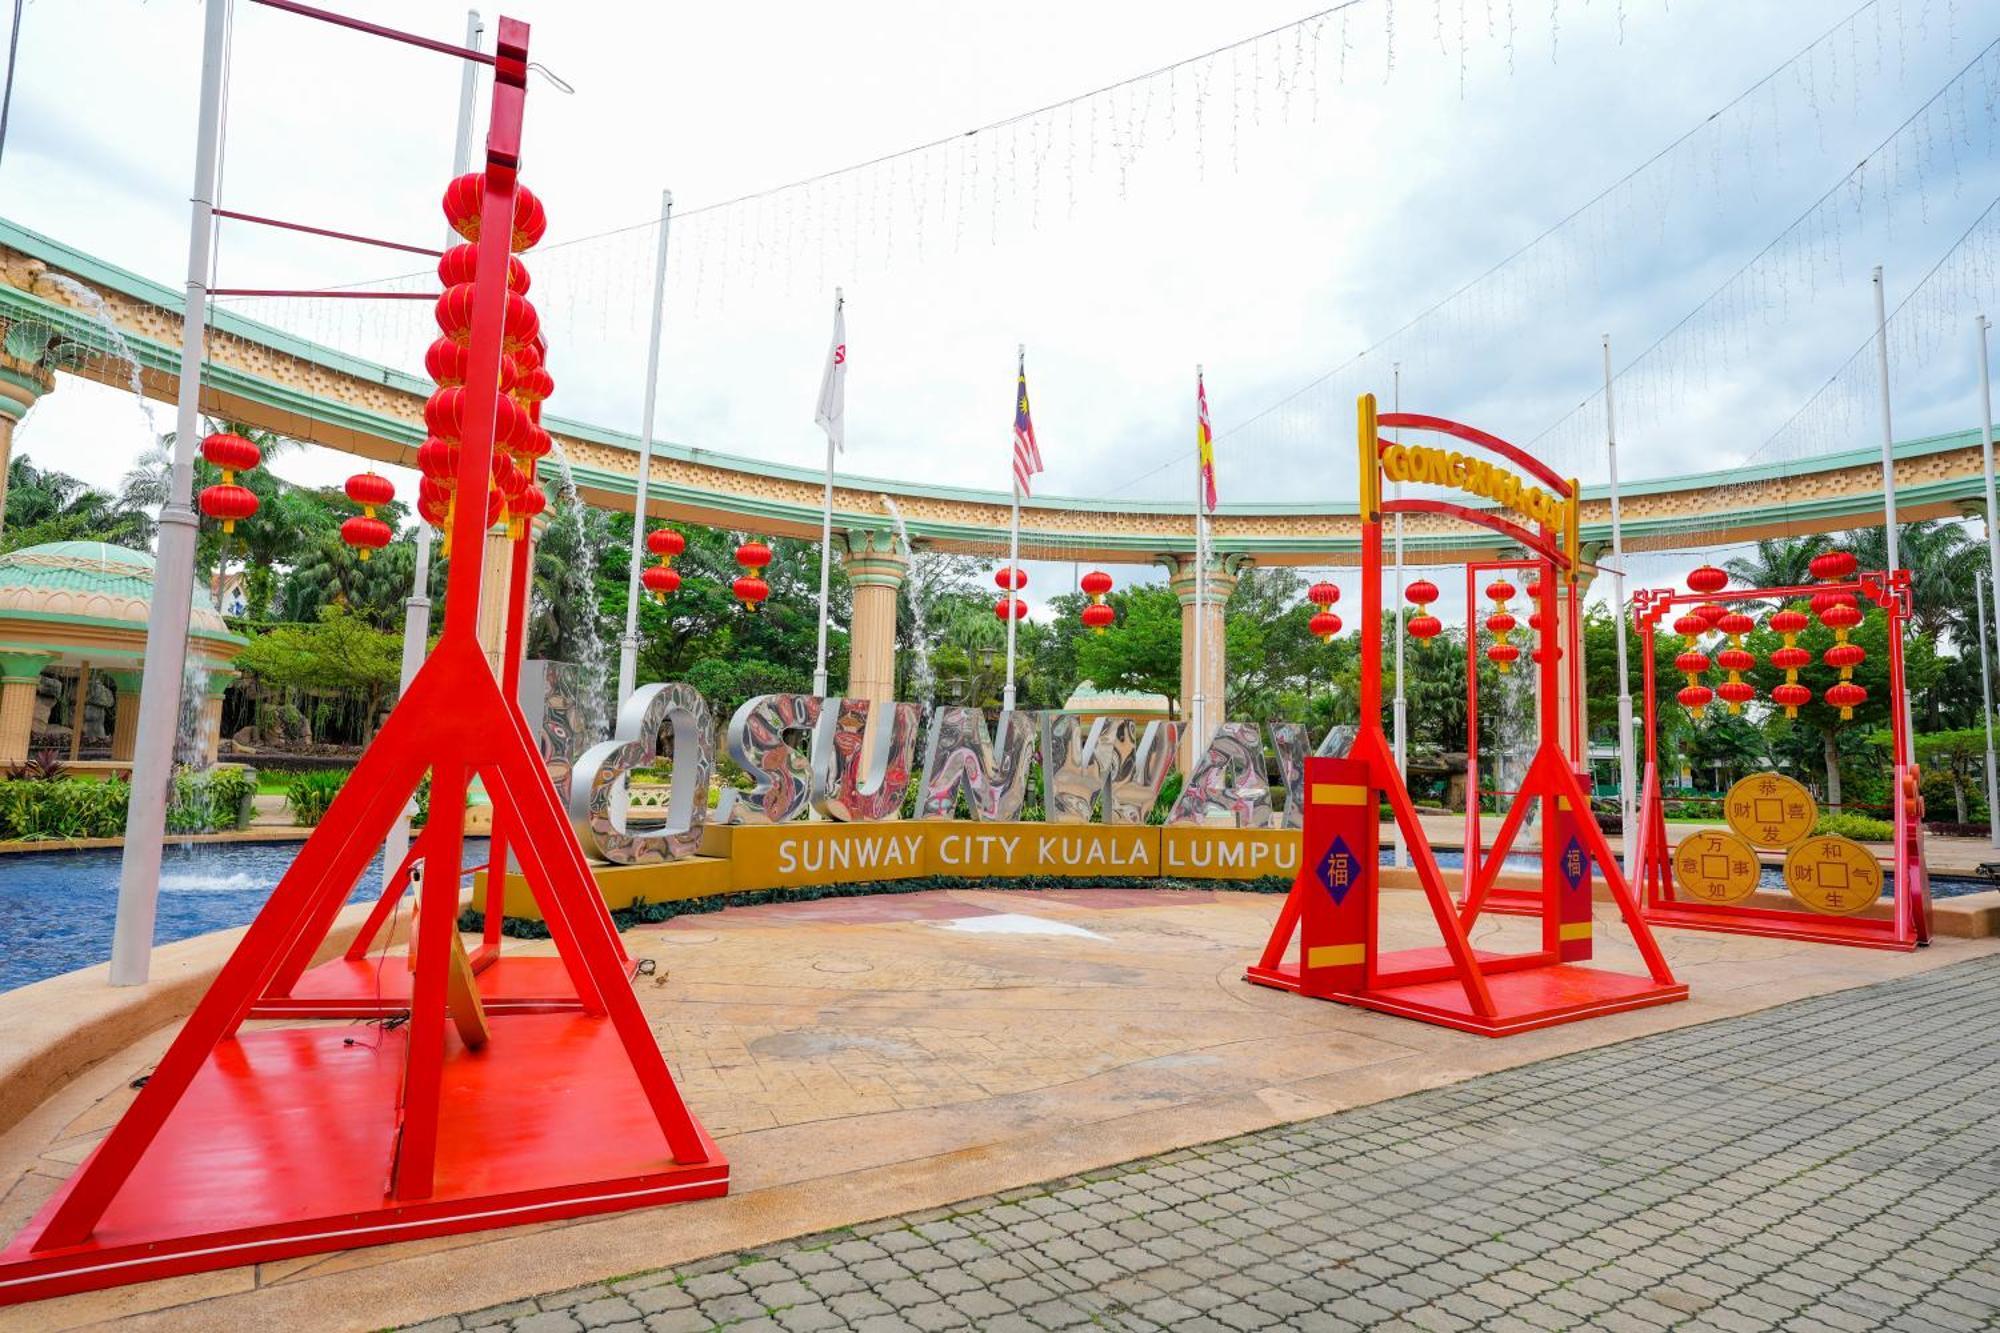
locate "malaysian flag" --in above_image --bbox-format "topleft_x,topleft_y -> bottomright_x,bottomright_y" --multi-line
1012,348 -> 1043,495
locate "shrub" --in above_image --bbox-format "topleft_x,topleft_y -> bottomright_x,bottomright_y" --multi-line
1814,812 -> 1894,842
285,769 -> 347,826
0,777 -> 130,840
165,765 -> 257,834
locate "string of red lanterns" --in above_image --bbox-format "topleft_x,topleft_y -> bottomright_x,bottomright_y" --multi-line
1483,577 -> 1519,674
1305,579 -> 1341,643
1404,577 -> 1441,647
340,471 -> 395,560
643,529 -> 685,602
196,432 -> 261,534
733,539 -> 772,611
995,566 -> 1027,623
1811,549 -> 1868,719
1079,569 -> 1115,634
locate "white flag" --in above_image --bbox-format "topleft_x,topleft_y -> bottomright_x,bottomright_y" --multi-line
815,292 -> 846,452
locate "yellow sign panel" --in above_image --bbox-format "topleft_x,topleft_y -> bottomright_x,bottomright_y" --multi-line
1724,773 -> 1817,850
1159,827 -> 1300,880
728,823 -> 931,890
1671,829 -> 1762,905
926,823 -> 1161,878
1784,835 -> 1884,916
1379,439 -> 1578,546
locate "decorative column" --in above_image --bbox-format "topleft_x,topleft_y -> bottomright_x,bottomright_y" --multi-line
200,672 -> 234,765
0,652 -> 52,766
474,522 -> 515,679
107,670 -> 144,763
0,349 -> 56,537
840,527 -> 908,706
1162,551 -> 1249,771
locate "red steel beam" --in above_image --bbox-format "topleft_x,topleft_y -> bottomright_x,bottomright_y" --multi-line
214,207 -> 442,257
247,0 -> 495,64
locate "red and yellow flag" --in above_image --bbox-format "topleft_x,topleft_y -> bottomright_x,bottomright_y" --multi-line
1197,372 -> 1217,513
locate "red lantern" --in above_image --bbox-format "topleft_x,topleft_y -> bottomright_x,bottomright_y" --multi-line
1809,549 -> 1857,582
1525,573 -> 1543,600
1772,682 -> 1812,718
1309,610 -> 1342,642
1486,642 -> 1520,672
994,597 -> 1027,622
511,364 -> 555,408
435,286 -> 538,353
1810,589 -> 1854,619
506,484 -> 546,539
995,566 -> 1027,592
1687,564 -> 1728,594
1769,608 -> 1809,638
442,174 -> 548,252
424,337 -> 467,387
1677,684 -> 1713,711
198,482 -> 258,535
1405,578 -> 1438,607
417,437 -> 460,483
642,564 -> 682,600
417,480 -> 451,529
1716,680 -> 1755,714
1407,613 -> 1443,646
1717,611 -> 1756,644
437,243 -> 529,294
1081,570 -> 1114,597
1672,613 -> 1709,638
736,540 -> 773,570
1082,602 -> 1117,635
200,431 -> 261,477
733,575 -> 770,611
1818,599 -> 1861,635
1825,642 -> 1867,679
647,529 -> 686,559
1674,650 -> 1711,677
1826,680 -> 1867,720
344,471 -> 395,511
1690,602 -> 1727,629
1306,580 -> 1340,608
340,513 -> 393,559
1485,611 -> 1517,636
1484,578 -> 1516,605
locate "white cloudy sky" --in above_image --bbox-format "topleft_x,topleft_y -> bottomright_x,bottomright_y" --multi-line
5,0 -> 2000,613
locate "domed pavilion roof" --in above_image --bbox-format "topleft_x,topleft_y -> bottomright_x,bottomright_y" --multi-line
0,541 -> 242,668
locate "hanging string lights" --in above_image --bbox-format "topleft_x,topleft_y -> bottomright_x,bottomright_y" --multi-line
340,471 -> 395,560
197,432 -> 261,534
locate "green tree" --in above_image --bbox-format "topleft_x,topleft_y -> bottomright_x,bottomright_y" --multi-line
233,605 -> 405,741
1910,726 -> 1992,825
1,456 -> 153,552
1074,584 -> 1183,705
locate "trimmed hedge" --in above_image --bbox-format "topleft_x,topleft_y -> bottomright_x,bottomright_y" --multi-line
458,872 -> 1295,940
1814,812 -> 1895,842
0,766 -> 255,841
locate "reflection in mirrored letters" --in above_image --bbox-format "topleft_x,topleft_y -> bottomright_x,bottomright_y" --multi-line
1167,721 -> 1272,827
720,693 -> 829,825
917,707 -> 1039,821
567,682 -> 715,863
815,698 -> 922,821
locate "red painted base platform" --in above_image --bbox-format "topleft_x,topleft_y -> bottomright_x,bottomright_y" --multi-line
1246,947 -> 1688,1037
1641,903 -> 1919,952
0,1016 -> 727,1305
248,951 -> 627,1019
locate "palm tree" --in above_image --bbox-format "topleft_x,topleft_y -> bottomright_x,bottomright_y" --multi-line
2,457 -> 153,552
1847,519 -> 1976,642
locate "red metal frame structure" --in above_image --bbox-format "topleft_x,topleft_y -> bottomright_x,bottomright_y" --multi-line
0,13 -> 723,1305
1458,556 -> 1585,917
1631,572 -> 1930,951
1246,395 -> 1686,1035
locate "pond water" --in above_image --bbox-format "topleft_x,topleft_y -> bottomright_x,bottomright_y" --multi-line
0,838 -> 489,994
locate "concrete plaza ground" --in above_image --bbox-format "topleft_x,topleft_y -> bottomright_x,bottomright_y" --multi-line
438,955 -> 2000,1333
2,887 -> 1994,1331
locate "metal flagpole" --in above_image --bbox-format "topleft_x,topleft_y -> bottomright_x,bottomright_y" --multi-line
384,7 -> 483,892
108,0 -> 229,985
1003,346 -> 1023,711
618,187 -> 675,704
1873,265 -> 1914,761
1976,315 -> 2000,847
1192,366 -> 1206,759
812,288 -> 842,698
1391,363 -> 1407,867
1604,334 -> 1638,874
1978,570 -> 1998,851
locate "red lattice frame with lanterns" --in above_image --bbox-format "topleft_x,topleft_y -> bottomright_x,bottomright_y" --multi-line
1630,572 -> 1930,951
1457,556 -> 1586,917
1246,397 -> 1686,1036
0,13 -> 723,1307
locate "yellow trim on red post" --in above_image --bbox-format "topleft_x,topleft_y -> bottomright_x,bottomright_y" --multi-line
1307,943 -> 1367,969
1357,394 -> 1380,523
1311,783 -> 1369,806
1558,922 -> 1592,942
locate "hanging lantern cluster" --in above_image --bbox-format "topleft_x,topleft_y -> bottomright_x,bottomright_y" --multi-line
1671,608 -> 1713,713
1080,570 -> 1115,635
340,471 -> 396,561
643,528 -> 685,602
1483,577 -> 1519,674
995,566 -> 1027,623
1305,580 -> 1341,643
419,173 -> 552,554
1768,609 -> 1812,718
1714,610 -> 1757,714
197,432 -> 261,535
1811,549 -> 1867,719
733,539 -> 772,611
1404,577 -> 1441,647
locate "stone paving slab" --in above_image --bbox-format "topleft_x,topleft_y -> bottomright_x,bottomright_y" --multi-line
433,955 -> 2000,1333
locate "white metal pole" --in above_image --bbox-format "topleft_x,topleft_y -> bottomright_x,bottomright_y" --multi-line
1978,570 -> 1998,850
1977,315 -> 2000,847
1873,265 -> 1916,762
1004,345 -> 1022,712
812,289 -> 841,698
1604,334 -> 1638,874
108,0 -> 228,986
385,8 -> 482,892
1391,363 -> 1407,867
618,188 -> 674,705
1192,367 -> 1206,759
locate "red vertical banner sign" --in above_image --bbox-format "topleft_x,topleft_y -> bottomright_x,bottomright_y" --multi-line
1294,755 -> 1378,997
1542,795 -> 1593,961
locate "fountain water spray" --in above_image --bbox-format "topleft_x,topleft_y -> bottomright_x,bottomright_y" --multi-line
39,274 -> 158,435
538,441 -> 613,742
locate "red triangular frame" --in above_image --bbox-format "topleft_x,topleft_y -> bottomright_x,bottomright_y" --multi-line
0,22 -> 723,1305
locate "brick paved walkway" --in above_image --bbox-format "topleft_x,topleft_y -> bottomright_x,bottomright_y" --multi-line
425,958 -> 2000,1333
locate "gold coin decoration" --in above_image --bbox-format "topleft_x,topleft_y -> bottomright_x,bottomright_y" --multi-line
1724,773 -> 1818,850
1784,835 -> 1884,916
1672,829 -> 1762,905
